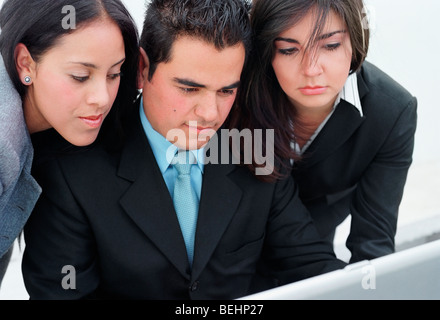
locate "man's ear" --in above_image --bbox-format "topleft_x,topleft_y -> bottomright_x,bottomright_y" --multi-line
15,43 -> 37,85
137,47 -> 150,90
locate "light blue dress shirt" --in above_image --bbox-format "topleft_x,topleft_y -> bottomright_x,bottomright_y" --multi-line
139,98 -> 205,200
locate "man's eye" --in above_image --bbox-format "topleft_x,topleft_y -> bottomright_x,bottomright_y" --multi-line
180,87 -> 198,93
219,89 -> 235,96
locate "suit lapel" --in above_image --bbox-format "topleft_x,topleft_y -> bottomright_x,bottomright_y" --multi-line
299,71 -> 369,168
117,110 -> 191,278
191,160 -> 242,279
301,101 -> 365,167
189,131 -> 242,279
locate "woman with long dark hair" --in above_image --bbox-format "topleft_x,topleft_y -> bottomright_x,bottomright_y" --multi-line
228,0 -> 417,263
0,0 -> 139,286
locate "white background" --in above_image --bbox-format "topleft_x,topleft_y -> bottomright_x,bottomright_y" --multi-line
1,0 -> 439,299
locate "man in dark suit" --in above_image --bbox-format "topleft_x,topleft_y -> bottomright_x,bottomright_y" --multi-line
23,0 -> 346,300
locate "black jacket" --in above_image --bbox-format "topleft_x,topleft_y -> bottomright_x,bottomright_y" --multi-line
24,100 -> 346,300
292,61 -> 418,263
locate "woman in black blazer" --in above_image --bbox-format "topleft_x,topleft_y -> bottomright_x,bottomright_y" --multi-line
227,0 -> 417,263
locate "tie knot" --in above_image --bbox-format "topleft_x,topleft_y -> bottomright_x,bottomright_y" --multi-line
173,150 -> 195,176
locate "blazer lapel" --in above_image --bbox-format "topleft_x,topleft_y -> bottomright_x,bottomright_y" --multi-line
117,111 -> 191,278
191,134 -> 243,280
299,71 -> 369,168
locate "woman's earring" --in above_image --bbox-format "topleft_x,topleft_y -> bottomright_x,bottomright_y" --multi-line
24,76 -> 32,84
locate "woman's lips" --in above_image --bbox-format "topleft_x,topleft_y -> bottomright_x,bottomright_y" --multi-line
80,114 -> 103,128
299,86 -> 327,95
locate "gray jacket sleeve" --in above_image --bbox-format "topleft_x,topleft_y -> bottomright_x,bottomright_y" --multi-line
0,55 -> 41,258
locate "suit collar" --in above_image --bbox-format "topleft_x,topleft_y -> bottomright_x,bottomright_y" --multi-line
357,64 -> 370,100
138,97 -> 206,174
191,132 -> 241,279
299,99 -> 366,168
335,72 -> 364,117
296,65 -> 369,168
117,104 -> 191,276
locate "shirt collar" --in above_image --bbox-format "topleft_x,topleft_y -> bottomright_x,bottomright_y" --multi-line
334,72 -> 363,117
139,97 -> 205,174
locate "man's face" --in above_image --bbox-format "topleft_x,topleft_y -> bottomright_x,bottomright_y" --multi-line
138,36 -> 245,150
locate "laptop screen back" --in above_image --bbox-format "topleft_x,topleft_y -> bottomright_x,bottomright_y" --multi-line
239,239 -> 440,300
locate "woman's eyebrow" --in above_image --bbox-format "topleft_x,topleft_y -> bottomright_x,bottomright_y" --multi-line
274,30 -> 346,44
317,30 -> 346,41
274,37 -> 299,44
66,57 -> 125,69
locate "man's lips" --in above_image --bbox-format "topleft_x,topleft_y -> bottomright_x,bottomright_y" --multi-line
186,123 -> 215,133
299,86 -> 327,95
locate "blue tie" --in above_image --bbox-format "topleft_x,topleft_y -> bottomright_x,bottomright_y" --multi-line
172,150 -> 199,266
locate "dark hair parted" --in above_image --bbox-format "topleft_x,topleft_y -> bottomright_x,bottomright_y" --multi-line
139,0 -> 252,81
251,0 -> 369,75
0,0 -> 139,145
226,0 -> 370,182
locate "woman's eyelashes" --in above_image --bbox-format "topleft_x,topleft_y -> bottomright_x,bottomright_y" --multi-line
107,72 -> 123,80
278,42 -> 342,56
324,42 -> 341,51
71,75 -> 90,82
71,72 -> 122,83
278,47 -> 299,56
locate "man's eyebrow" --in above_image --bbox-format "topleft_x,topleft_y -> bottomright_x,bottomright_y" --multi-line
67,57 -> 126,69
222,81 -> 241,90
274,30 -> 346,44
174,78 -> 241,90
174,78 -> 206,88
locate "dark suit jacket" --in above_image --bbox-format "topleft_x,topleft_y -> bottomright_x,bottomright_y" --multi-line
292,61 -> 418,263
24,101 -> 346,300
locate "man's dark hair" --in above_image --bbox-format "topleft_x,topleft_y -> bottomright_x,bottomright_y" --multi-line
140,0 -> 252,80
